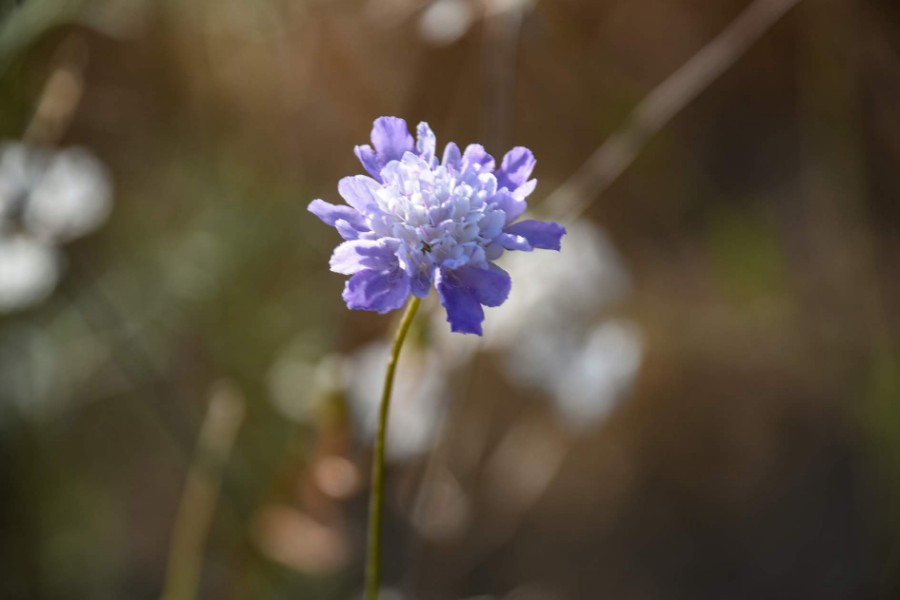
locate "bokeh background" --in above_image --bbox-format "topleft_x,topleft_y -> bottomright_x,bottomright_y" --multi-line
1,0 -> 899,598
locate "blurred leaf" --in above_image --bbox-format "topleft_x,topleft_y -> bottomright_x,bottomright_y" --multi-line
0,0 -> 85,72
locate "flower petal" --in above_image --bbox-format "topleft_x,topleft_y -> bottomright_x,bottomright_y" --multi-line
353,145 -> 380,180
484,241 -> 504,260
338,176 -> 382,215
495,232 -> 531,251
416,122 -> 437,166
335,219 -> 363,240
371,117 -> 415,159
462,144 -> 495,172
510,178 -> 537,201
489,189 -> 527,224
436,268 -> 484,335
454,264 -> 511,307
330,239 -> 400,275
354,117 -> 415,179
308,199 -> 367,230
343,268 -> 410,314
442,142 -> 462,171
496,147 -> 535,191
408,264 -> 435,298
395,245 -> 435,297
503,219 -> 566,251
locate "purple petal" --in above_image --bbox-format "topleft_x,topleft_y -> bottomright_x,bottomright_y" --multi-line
510,178 -> 537,201
308,199 -> 367,230
335,219 -> 363,240
371,117 -> 415,159
353,117 -> 415,179
436,268 -> 484,335
338,176 -> 381,215
343,268 -> 410,314
408,265 -> 435,298
416,122 -> 437,166
353,145 -> 380,180
442,142 -> 462,171
484,241 -> 504,261
496,147 -> 536,191
495,232 -> 531,251
462,144 -> 495,172
330,239 -> 399,275
395,245 -> 435,297
503,220 -> 566,251
489,189 -> 527,224
454,264 -> 511,307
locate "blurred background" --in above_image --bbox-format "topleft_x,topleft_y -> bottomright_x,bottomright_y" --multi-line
1,0 -> 899,598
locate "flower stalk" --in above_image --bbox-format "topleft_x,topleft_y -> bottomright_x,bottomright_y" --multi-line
365,296 -> 421,600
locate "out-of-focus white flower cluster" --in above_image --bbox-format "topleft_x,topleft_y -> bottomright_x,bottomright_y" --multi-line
432,220 -> 643,432
418,0 -> 538,45
267,335 -> 449,463
344,341 -> 449,462
365,0 -> 537,47
417,0 -> 538,46
0,142 -> 112,312
476,220 -> 642,431
269,220 -> 642,464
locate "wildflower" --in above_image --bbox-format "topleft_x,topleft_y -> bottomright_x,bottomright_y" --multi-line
415,0 -> 538,46
308,117 -> 565,335
0,234 -> 58,312
0,142 -> 112,312
418,0 -> 474,46
0,143 -> 111,243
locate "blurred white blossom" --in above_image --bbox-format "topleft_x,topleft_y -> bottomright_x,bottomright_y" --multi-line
266,338 -> 343,424
0,142 -> 112,312
344,341 -> 448,462
418,0 -> 474,46
436,220 -> 643,431
339,221 -> 641,460
491,219 -> 628,331
550,319 -> 642,430
22,147 -> 112,242
0,235 -> 59,312
416,0 -> 539,46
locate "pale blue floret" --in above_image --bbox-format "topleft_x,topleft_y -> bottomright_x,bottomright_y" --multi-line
309,117 -> 566,335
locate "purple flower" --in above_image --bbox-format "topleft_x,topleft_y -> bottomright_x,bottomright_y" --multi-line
309,117 -> 566,335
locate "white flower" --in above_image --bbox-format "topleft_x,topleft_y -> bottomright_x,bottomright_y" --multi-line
0,234 -> 59,312
434,220 -> 643,431
0,142 -> 112,312
22,147 -> 112,242
415,0 -> 539,47
418,0 -> 474,46
344,341 -> 448,462
0,142 -> 111,242
550,319 -> 643,430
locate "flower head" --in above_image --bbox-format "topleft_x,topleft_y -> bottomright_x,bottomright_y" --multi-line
309,117 -> 565,335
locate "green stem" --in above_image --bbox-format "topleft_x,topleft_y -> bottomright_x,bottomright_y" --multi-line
365,296 -> 421,600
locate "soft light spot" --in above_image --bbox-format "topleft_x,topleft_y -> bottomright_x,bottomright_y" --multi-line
0,236 -> 58,312
419,0 -> 474,46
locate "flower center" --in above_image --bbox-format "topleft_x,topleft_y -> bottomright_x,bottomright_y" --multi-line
374,154 -> 505,272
